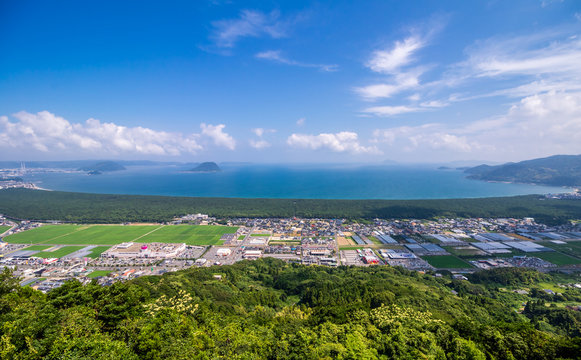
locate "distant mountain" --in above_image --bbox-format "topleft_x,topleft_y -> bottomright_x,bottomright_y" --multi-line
188,162 -> 221,172
464,155 -> 581,187
78,161 -> 126,173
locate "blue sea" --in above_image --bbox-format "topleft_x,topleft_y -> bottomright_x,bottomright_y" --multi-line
24,164 -> 567,200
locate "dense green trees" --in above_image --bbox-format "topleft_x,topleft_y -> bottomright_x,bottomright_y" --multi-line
1,189 -> 580,224
0,260 -> 580,359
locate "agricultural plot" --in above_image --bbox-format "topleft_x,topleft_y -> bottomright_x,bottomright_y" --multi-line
0,225 -> 11,234
5,225 -> 86,244
85,246 -> 111,258
45,225 -> 162,245
137,225 -> 238,245
421,255 -> 472,269
531,252 -> 581,266
4,224 -> 238,246
87,270 -> 112,278
34,246 -> 84,258
21,245 -> 52,252
539,241 -> 581,259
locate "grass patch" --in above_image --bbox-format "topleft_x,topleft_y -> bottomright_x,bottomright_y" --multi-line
4,225 -> 85,244
34,246 -> 84,258
47,225 -> 161,245
539,241 -> 581,259
0,225 -> 11,234
140,225 -> 238,245
21,245 -> 52,252
87,270 -> 112,278
237,235 -> 246,240
250,234 -> 270,237
421,255 -> 472,269
368,236 -> 383,245
531,252 -> 581,266
86,246 -> 111,258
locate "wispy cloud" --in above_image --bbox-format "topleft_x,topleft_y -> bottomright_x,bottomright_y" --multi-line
287,131 -> 381,154
366,36 -> 425,74
296,117 -> 305,126
255,50 -> 338,72
210,10 -> 294,48
371,90 -> 581,159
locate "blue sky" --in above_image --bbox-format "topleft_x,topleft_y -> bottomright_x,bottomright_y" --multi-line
1,0 -> 580,163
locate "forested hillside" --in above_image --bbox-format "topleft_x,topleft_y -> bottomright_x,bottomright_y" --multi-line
1,189 -> 580,225
465,155 -> 581,186
1,259 -> 580,359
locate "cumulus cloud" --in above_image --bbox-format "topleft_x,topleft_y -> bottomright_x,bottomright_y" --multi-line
200,123 -> 236,150
287,131 -> 381,154
210,10 -> 292,48
249,127 -> 276,149
0,111 -> 203,156
249,139 -> 271,149
256,50 -> 338,72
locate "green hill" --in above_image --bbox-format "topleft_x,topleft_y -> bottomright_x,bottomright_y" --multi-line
1,259 -> 580,359
465,154 -> 581,186
188,161 -> 221,172
78,161 -> 126,173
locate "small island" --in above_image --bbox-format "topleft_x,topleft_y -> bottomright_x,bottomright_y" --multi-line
78,161 -> 126,174
188,162 -> 221,172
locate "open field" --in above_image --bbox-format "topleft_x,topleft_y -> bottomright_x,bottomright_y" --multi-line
4,224 -> 238,246
87,270 -> 112,278
539,241 -> 581,259
337,236 -> 354,246
0,225 -> 11,234
139,225 -> 237,245
421,255 -> 472,269
530,252 -> 581,266
5,225 -> 86,244
86,246 -> 111,258
34,246 -> 84,258
21,245 -> 52,252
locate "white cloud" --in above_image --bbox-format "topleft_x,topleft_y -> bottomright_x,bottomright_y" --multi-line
296,117 -> 305,126
362,105 -> 422,117
211,10 -> 292,48
287,131 -> 381,154
249,139 -> 271,149
0,111 -> 203,156
255,50 -> 338,72
371,91 -> 581,160
200,123 -> 236,150
366,36 -> 424,74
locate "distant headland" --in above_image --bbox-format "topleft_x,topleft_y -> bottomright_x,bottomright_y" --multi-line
188,162 -> 221,173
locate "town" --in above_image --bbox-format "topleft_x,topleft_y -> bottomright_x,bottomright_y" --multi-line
1,213 -> 580,292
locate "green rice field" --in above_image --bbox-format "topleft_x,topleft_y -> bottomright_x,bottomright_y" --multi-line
421,255 -> 473,269
21,245 -> 52,252
86,246 -> 111,258
4,224 -> 238,246
539,241 -> 581,259
531,252 -> 581,266
87,270 -> 112,278
34,246 -> 84,258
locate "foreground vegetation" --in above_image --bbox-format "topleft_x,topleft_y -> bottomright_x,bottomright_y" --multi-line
1,259 -> 580,359
1,189 -> 581,225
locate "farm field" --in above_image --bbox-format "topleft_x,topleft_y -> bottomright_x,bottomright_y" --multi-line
139,225 -> 238,245
5,225 -> 86,244
539,241 -> 581,259
531,252 -> 581,266
4,224 -> 238,246
87,270 -> 112,278
421,255 -> 473,269
21,245 -> 52,252
0,225 -> 11,234
86,246 -> 111,258
34,246 -> 84,258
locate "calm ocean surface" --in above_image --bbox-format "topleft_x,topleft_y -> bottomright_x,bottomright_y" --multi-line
24,164 -> 566,200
